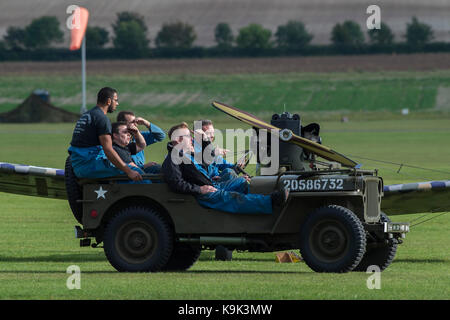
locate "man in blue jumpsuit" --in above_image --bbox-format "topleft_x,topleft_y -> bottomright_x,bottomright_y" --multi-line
193,119 -> 250,195
68,87 -> 142,181
117,111 -> 166,174
161,122 -> 288,214
194,119 -> 252,184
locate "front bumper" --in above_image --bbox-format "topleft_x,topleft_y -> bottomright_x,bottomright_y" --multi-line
384,222 -> 410,238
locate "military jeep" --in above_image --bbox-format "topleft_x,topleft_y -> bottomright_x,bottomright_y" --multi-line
65,109 -> 409,273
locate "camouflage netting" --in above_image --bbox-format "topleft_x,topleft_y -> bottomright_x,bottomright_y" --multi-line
0,93 -> 80,123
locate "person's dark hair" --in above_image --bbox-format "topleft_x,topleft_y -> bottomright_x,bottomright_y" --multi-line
111,121 -> 128,135
97,87 -> 117,105
168,122 -> 189,141
117,111 -> 135,122
201,119 -> 213,128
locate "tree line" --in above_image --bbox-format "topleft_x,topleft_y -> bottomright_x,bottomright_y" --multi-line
0,12 -> 447,60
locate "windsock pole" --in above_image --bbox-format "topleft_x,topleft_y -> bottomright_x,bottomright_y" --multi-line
68,6 -> 89,114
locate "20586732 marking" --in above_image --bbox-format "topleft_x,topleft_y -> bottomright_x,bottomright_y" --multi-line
283,178 -> 344,191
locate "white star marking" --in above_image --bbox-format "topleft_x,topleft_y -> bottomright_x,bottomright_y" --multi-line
94,186 -> 108,199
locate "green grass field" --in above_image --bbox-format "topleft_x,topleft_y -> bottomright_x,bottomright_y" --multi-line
0,117 -> 449,299
0,71 -> 449,120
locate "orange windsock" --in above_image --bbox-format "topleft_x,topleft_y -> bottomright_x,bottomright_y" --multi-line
69,7 -> 89,50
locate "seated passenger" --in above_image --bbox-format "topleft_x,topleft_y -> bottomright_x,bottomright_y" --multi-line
161,122 -> 289,214
111,121 -> 151,184
193,130 -> 250,194
68,87 -> 142,181
117,111 -> 166,174
194,119 -> 245,182
111,122 -> 145,172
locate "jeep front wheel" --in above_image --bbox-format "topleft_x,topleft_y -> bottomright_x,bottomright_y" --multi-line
353,212 -> 398,272
300,205 -> 366,273
104,207 -> 173,272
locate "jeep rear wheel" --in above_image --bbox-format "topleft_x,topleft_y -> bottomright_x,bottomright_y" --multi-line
162,243 -> 201,271
300,205 -> 366,273
104,207 -> 173,272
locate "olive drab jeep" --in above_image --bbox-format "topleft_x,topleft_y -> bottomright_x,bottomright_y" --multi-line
65,109 -> 409,273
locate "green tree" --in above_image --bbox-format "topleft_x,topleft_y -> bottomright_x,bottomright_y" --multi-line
368,22 -> 394,45
331,20 -> 365,46
275,20 -> 313,50
214,23 -> 234,48
113,20 -> 149,55
405,16 -> 434,47
3,26 -> 27,49
85,26 -> 109,49
23,16 -> 64,49
112,12 -> 149,55
112,12 -> 148,34
236,24 -> 272,49
155,22 -> 197,49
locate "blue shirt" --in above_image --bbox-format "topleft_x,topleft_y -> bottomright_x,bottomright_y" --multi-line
131,123 -> 166,167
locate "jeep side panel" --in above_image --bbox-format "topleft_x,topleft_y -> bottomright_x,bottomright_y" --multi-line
82,183 -> 279,234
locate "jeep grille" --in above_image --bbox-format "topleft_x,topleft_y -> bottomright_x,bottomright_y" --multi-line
364,177 -> 382,223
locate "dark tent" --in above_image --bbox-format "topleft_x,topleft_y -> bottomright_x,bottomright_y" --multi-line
0,93 -> 80,123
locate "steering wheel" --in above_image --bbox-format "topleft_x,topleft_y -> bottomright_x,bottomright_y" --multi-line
234,150 -> 253,177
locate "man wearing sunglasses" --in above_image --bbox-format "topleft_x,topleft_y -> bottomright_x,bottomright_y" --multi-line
68,87 -> 142,181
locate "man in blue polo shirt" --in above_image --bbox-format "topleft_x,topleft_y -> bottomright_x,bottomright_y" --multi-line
68,87 -> 142,181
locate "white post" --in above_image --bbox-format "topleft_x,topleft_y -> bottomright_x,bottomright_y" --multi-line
81,36 -> 86,114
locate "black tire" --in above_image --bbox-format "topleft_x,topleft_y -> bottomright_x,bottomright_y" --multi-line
215,245 -> 233,261
64,156 -> 83,223
300,205 -> 366,273
103,206 -> 173,272
162,243 -> 201,271
353,212 -> 398,272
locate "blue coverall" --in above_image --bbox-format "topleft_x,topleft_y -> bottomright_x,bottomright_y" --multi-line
186,154 -> 272,214
68,124 -> 165,180
68,145 -> 144,178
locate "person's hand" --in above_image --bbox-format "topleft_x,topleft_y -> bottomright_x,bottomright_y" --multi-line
236,161 -> 245,168
194,129 -> 207,140
243,175 -> 251,182
127,170 -> 142,181
199,185 -> 217,194
143,161 -> 158,168
215,147 -> 230,156
127,123 -> 139,135
135,117 -> 150,128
